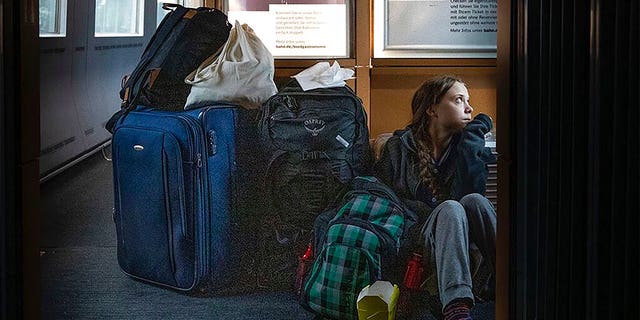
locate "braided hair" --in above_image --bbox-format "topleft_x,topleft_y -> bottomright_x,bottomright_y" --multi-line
410,75 -> 463,201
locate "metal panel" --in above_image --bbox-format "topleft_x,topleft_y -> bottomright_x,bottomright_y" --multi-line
39,11 -> 87,174
508,0 -> 639,318
39,0 -> 153,177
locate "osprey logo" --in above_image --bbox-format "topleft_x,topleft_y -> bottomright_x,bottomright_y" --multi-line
304,119 -> 325,136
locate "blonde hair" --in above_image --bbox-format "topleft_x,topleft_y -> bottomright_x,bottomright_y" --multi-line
410,75 -> 463,201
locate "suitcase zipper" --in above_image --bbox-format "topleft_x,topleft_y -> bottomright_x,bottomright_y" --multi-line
176,114 -> 209,283
197,106 -> 242,289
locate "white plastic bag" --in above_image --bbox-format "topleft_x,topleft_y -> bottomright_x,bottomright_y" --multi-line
292,61 -> 355,91
184,21 -> 278,109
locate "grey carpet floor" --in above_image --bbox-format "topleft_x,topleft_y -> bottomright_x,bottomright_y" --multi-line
40,150 -> 494,319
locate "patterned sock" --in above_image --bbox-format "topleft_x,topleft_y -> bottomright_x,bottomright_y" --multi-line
443,298 -> 473,320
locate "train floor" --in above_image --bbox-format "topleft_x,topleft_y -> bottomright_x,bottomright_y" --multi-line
40,150 -> 495,319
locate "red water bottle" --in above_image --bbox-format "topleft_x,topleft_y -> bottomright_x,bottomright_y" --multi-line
397,252 -> 424,317
295,243 -> 314,295
403,252 -> 424,289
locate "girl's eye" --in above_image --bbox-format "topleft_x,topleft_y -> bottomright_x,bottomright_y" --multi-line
456,97 -> 462,103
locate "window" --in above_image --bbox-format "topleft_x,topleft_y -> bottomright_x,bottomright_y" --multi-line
39,0 -> 67,37
156,0 -> 204,27
95,0 -> 144,37
226,1 -> 351,59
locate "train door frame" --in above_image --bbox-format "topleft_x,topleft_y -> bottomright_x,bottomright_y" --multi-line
1,0 -> 41,318
495,0 -> 511,318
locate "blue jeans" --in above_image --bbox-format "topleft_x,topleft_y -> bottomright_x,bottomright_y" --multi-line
421,193 -> 497,309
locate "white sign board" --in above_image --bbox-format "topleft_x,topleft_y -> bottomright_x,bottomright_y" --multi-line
228,4 -> 348,58
374,0 -> 497,58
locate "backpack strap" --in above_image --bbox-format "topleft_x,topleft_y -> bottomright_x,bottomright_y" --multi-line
107,5 -> 192,134
120,4 -> 191,111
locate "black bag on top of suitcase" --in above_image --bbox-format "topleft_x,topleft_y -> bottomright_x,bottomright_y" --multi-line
119,4 -> 231,113
255,79 -> 373,290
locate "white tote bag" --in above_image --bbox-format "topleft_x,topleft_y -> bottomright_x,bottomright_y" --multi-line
184,21 -> 278,109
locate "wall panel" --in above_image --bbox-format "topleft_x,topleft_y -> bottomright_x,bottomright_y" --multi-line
39,0 -> 153,178
504,0 -> 640,318
369,65 -> 497,137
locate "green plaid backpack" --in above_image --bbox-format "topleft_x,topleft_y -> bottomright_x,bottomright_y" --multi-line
300,176 -> 409,320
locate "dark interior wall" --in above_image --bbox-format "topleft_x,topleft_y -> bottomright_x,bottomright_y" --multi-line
39,0 -> 154,176
589,1 -> 640,317
508,0 -> 639,319
2,0 -> 40,318
0,1 -> 13,317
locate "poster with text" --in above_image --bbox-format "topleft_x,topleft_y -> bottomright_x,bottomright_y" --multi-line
228,1 -> 349,58
374,0 -> 497,58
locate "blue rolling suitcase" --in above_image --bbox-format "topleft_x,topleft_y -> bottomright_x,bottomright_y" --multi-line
111,105 -> 262,293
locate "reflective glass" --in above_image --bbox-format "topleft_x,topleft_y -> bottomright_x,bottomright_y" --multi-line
39,0 -> 66,37
95,0 -> 144,36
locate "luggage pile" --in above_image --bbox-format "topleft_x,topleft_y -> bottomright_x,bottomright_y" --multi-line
108,3 -> 409,319
110,4 -> 267,294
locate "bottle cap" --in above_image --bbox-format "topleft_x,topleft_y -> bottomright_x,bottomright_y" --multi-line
302,244 -> 313,260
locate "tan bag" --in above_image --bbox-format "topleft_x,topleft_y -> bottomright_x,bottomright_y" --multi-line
184,21 -> 278,109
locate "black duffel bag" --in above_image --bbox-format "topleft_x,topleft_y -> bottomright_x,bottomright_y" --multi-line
119,4 -> 231,113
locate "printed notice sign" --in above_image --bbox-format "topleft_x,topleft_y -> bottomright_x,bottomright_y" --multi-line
228,4 -> 348,58
374,0 -> 497,58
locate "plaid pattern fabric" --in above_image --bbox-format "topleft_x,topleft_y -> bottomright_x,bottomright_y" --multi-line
334,194 -> 404,243
305,239 -> 374,320
302,177 -> 405,320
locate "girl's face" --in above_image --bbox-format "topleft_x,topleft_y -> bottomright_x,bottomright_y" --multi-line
427,81 -> 473,133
